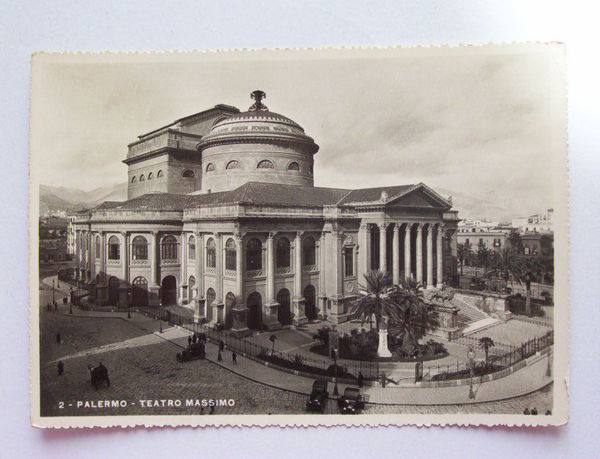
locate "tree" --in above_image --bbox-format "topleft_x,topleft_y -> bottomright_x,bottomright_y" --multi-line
508,231 -> 523,254
387,278 -> 440,352
479,336 -> 495,367
350,270 -> 400,334
476,244 -> 493,269
456,242 -> 473,275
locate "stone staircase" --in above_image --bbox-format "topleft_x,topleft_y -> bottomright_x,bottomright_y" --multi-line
450,295 -> 501,336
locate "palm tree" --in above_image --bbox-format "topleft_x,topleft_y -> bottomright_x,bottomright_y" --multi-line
387,278 -> 440,352
478,336 -> 495,367
350,270 -> 402,334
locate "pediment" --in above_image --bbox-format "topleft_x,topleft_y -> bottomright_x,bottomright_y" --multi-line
386,184 -> 451,210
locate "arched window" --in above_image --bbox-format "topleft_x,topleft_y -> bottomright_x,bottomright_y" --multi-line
246,238 -> 262,271
206,163 -> 215,172
108,235 -> 120,260
161,235 -> 178,261
226,160 -> 241,170
131,176 -> 137,183
225,292 -> 236,308
206,238 -> 216,268
147,172 -> 153,180
225,238 -> 236,271
188,276 -> 196,300
139,174 -> 145,182
276,237 -> 291,268
257,159 -> 274,169
182,169 -> 195,178
188,235 -> 196,260
95,235 -> 101,259
132,235 -> 148,260
157,170 -> 163,178
287,161 -> 299,171
303,236 -> 316,266
344,246 -> 354,277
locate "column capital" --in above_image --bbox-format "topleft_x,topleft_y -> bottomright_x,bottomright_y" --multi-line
378,222 -> 388,231
233,231 -> 245,241
393,223 -> 401,233
360,222 -> 371,230
267,231 -> 276,240
295,230 -> 305,239
415,223 -> 423,232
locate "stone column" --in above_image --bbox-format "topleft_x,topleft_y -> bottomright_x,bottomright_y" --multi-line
193,232 -> 205,322
358,223 -> 371,280
292,231 -> 307,326
212,233 -> 224,325
404,223 -> 412,280
231,233 -> 250,336
264,232 -> 281,329
436,224 -> 444,287
75,230 -> 81,279
426,224 -> 434,289
180,233 -> 187,305
121,232 -> 129,282
90,233 -> 96,282
148,231 -> 160,306
379,223 -> 388,273
317,233 -> 327,320
392,224 -> 400,285
416,224 -> 423,284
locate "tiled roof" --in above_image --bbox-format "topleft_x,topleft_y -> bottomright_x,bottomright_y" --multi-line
110,193 -> 189,211
337,185 -> 415,205
185,182 -> 351,208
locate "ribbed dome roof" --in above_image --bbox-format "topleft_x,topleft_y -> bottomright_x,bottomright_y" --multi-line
197,90 -> 318,154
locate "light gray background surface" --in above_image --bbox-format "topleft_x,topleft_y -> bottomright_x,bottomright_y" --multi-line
1,0 -> 598,457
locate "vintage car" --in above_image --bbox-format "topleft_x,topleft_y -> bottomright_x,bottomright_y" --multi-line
176,341 -> 206,362
306,380 -> 329,413
89,363 -> 110,390
337,387 -> 365,414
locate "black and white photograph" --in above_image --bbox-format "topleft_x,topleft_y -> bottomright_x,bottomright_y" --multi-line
29,45 -> 569,427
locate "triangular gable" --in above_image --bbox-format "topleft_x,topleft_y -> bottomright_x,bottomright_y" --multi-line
386,183 -> 452,209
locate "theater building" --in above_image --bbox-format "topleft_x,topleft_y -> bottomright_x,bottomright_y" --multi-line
71,90 -> 459,335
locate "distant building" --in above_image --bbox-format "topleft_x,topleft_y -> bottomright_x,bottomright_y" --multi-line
512,208 -> 553,233
457,220 -> 510,252
70,91 -> 460,332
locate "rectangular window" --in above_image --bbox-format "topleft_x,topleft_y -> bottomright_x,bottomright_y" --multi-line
344,247 -> 354,277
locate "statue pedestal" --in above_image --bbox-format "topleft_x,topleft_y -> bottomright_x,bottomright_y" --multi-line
377,329 -> 392,358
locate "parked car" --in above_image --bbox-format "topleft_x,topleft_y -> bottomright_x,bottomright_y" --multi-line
88,363 -> 110,390
176,342 -> 206,362
337,387 -> 365,414
306,380 -> 329,413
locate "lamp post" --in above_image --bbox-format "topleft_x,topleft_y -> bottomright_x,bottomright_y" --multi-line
468,347 -> 475,399
332,347 -> 339,396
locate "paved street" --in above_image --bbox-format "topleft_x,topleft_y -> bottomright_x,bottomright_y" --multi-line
38,279 -> 552,417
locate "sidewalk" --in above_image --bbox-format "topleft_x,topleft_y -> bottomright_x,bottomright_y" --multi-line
44,275 -> 553,406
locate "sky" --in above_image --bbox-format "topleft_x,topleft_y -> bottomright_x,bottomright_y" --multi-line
30,45 -> 566,218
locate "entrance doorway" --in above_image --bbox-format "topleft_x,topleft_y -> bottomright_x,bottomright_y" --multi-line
161,275 -> 177,305
277,288 -> 291,325
132,276 -> 148,307
108,277 -> 120,306
247,292 -> 263,330
304,284 -> 317,320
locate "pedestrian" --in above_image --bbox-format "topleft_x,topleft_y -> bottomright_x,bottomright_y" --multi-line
54,300 -> 58,311
531,407 -> 538,415
209,405 -> 215,414
192,333 -> 198,344
56,333 -> 61,344
47,302 -> 52,312
232,351 -> 237,364
219,340 -> 225,352
545,410 -> 552,415
523,408 -> 530,415
188,335 -> 192,347
358,371 -> 364,388
57,360 -> 64,376
63,296 -> 67,305
218,350 -> 222,362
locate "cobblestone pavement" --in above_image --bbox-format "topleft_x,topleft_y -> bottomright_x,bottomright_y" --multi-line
38,284 -> 552,417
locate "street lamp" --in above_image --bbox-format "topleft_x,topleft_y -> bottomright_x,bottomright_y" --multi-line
332,347 -> 339,396
468,347 -> 475,399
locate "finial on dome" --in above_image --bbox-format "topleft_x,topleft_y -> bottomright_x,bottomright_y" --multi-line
249,90 -> 268,111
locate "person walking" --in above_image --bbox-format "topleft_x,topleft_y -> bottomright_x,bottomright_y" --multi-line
219,340 -> 225,352
358,371 -> 364,388
192,333 -> 198,344
57,360 -> 64,376
218,349 -> 222,362
56,333 -> 61,344
187,335 -> 192,347
232,351 -> 237,365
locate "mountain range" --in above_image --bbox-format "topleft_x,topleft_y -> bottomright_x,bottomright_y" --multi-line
39,182 -> 520,221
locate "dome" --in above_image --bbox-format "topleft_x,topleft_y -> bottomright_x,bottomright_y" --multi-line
197,90 -> 319,155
